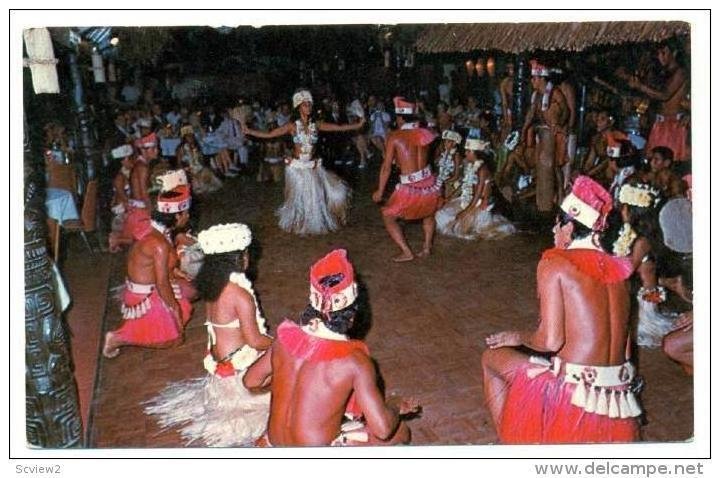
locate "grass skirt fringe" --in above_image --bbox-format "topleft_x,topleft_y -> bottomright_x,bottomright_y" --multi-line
277,163 -> 350,235
144,372 -> 270,447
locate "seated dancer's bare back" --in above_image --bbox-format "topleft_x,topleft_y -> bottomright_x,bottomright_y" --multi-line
537,251 -> 631,367
267,345 -> 379,445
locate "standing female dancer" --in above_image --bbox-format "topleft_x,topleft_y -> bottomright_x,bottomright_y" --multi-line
243,89 -> 365,235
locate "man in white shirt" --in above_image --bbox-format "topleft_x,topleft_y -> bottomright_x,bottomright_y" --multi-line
217,108 -> 247,175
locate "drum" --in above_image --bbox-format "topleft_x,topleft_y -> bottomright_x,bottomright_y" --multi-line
659,198 -> 693,254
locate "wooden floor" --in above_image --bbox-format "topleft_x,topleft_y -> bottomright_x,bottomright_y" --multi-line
59,165 -> 693,448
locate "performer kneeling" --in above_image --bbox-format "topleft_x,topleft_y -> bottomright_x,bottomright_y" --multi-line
482,176 -> 642,444
103,171 -> 194,358
144,222 -> 273,446
245,249 -> 419,446
435,138 -> 516,240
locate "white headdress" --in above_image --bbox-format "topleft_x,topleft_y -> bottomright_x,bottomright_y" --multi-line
156,169 -> 188,193
441,130 -> 462,144
136,117 -> 152,128
292,90 -> 313,109
198,223 -> 252,255
465,138 -> 491,152
111,144 -> 133,159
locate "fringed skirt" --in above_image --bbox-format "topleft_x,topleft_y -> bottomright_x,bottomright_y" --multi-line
382,176 -> 441,221
277,160 -> 351,235
647,116 -> 688,162
435,198 -> 516,240
499,364 -> 640,444
115,286 -> 192,346
144,372 -> 270,447
637,298 -> 677,348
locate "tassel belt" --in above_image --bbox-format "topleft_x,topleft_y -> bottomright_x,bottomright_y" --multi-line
655,113 -> 685,122
526,356 -> 643,419
400,166 -> 432,184
121,280 -> 182,320
330,419 -> 369,446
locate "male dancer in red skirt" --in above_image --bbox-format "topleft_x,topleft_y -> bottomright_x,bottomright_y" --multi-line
372,97 -> 441,262
481,176 -> 643,443
103,171 -> 193,358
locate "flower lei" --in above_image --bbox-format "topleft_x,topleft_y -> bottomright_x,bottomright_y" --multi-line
612,223 -> 638,257
460,160 -> 483,209
202,272 -> 269,376
295,120 -> 318,156
228,272 -> 268,335
437,148 -> 457,183
637,286 -> 667,304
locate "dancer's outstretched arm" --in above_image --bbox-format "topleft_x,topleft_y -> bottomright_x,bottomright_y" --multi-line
243,122 -> 292,139
318,117 -> 366,133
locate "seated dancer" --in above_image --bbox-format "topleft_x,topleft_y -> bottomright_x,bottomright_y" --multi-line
582,110 -> 628,187
434,129 -> 463,200
145,223 -> 273,446
435,138 -> 516,240
611,181 -> 675,348
103,171 -> 194,358
482,176 -> 642,444
244,249 -> 419,446
243,89 -> 364,235
177,125 -> 222,195
109,144 -> 135,234
373,97 -> 442,262
663,310 -> 693,375
108,132 -> 156,252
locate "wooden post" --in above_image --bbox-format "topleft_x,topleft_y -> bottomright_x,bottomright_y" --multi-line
24,113 -> 82,447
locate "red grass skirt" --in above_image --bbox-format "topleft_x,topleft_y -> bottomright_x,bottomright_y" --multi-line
647,117 -> 689,161
382,176 -> 441,221
115,287 -> 192,346
499,364 -> 640,444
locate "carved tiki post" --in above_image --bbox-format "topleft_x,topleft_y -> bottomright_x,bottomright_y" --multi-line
25,154 -> 82,448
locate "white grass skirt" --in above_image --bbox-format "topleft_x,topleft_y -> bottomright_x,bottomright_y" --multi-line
636,298 -> 677,348
277,161 -> 351,235
144,372 -> 270,447
435,198 -> 516,240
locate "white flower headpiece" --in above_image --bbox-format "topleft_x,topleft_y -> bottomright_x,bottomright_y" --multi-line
292,90 -> 313,109
156,169 -> 188,193
111,144 -> 133,159
198,223 -> 252,255
465,138 -> 491,152
441,130 -> 462,144
618,183 -> 660,209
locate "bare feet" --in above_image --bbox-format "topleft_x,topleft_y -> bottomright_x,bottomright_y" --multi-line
416,249 -> 431,259
392,252 -> 414,263
103,332 -> 120,359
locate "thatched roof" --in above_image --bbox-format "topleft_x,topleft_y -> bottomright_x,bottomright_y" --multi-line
415,21 -> 690,54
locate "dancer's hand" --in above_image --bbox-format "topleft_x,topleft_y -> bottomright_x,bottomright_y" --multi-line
485,331 -> 522,349
672,311 -> 693,332
387,394 -> 421,417
372,189 -> 383,203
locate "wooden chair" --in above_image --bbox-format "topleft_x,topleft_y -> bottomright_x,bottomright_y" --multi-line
47,162 -> 77,194
59,179 -> 98,259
